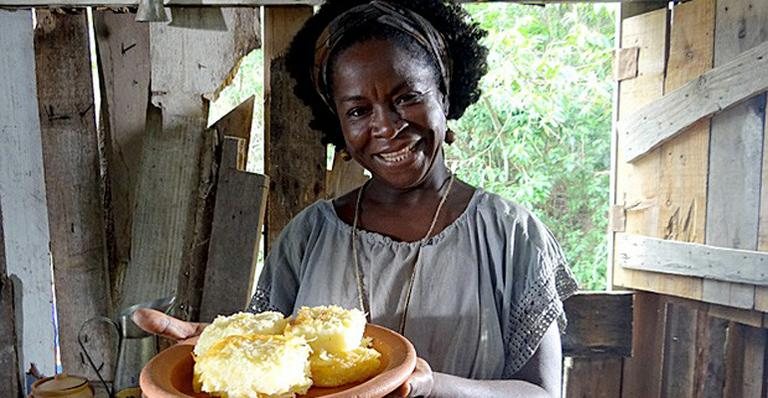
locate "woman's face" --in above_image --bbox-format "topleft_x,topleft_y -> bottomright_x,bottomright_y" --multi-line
330,39 -> 447,190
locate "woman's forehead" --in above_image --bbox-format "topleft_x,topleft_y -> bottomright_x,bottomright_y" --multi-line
331,39 -> 440,90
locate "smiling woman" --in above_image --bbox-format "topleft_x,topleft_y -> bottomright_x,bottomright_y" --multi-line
134,1 -> 579,397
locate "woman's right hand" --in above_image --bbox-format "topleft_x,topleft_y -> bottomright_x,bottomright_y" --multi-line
132,308 -> 208,343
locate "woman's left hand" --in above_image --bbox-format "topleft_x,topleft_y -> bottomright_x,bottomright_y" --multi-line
390,357 -> 434,397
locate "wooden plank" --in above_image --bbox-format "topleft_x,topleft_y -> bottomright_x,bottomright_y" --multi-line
0,204 -> 21,398
661,303 -> 697,398
658,0 -> 713,245
93,10 -> 150,313
199,137 -> 269,321
120,7 -> 259,318
695,315 -> 729,398
616,233 -> 768,286
561,291 -> 633,358
263,5 -> 321,250
614,47 -> 640,81
0,0 -> 670,7
564,358 -> 623,398
621,292 -> 667,398
621,40 -> 768,162
757,37 -> 768,313
723,323 -> 767,398
621,1 -> 669,19
703,0 -> 768,310
325,153 -> 369,199
34,10 -> 113,379
0,8 -> 57,379
613,8 -> 685,295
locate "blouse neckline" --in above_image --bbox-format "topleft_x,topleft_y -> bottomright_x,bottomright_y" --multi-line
318,188 -> 485,247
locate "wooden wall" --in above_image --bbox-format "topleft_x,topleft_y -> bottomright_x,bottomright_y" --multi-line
612,0 -> 768,396
0,7 -> 263,393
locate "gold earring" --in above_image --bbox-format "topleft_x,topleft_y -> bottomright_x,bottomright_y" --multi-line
340,148 -> 352,161
445,128 -> 456,145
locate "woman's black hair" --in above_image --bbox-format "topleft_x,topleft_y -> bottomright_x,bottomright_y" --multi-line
285,0 -> 489,149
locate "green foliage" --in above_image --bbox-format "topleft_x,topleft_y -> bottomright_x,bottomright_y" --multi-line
447,4 -> 615,290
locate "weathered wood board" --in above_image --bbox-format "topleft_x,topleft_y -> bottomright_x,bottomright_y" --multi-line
561,292 -> 633,358
0,8 -> 57,379
565,358 -> 623,398
616,233 -> 768,286
723,323 -> 767,398
621,40 -> 768,162
612,7 -> 707,301
0,203 -> 21,398
621,292 -> 666,398
199,137 -> 269,321
757,31 -> 768,313
93,10 -> 151,313
119,8 -> 259,318
703,0 -> 768,309
661,303 -> 697,398
34,10 -> 113,380
325,153 -> 368,199
263,5 -> 321,250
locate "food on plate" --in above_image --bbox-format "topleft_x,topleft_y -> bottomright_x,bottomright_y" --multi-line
284,305 -> 367,353
192,305 -> 380,397
193,311 -> 288,357
309,337 -> 382,387
193,334 -> 312,398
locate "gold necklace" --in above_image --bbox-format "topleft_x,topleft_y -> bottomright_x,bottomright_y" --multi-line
351,173 -> 455,335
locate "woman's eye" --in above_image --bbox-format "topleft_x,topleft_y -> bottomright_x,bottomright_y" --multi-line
346,107 -> 369,119
395,92 -> 422,106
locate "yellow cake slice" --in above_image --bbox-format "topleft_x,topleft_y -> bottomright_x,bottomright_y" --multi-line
310,338 -> 382,387
284,305 -> 366,353
193,334 -> 312,398
194,311 -> 288,357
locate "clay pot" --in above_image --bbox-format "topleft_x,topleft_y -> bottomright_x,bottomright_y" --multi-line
29,374 -> 94,398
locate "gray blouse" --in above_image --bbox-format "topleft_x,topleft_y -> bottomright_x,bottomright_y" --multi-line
248,189 -> 578,379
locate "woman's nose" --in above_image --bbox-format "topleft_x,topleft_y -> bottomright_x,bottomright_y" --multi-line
371,106 -> 403,139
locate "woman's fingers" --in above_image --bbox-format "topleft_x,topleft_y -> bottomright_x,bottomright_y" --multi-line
391,357 -> 433,397
132,308 -> 206,341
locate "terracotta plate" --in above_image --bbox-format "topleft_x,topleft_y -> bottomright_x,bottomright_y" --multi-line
140,324 -> 416,398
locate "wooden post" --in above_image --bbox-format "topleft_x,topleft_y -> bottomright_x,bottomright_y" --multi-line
0,202 -> 21,398
263,6 -> 324,251
34,9 -> 113,379
199,137 -> 269,321
703,0 -> 768,310
92,10 -> 151,314
0,8 -> 57,380
118,8 -> 259,321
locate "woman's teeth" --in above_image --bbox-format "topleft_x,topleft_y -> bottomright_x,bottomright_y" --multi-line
379,142 -> 417,163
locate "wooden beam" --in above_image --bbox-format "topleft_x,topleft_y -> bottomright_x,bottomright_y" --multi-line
661,303 -> 697,398
263,5 -> 323,250
703,0 -> 768,310
93,10 -> 151,314
561,292 -> 633,358
325,153 -> 368,199
0,0 -> 667,8
119,7 -> 259,319
621,292 -> 667,398
620,40 -> 768,162
0,8 -> 57,379
616,233 -> 768,287
34,9 -> 113,380
564,358 -> 623,398
199,137 -> 269,321
0,203 -> 21,398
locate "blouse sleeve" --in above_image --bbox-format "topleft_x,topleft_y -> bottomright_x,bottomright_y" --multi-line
246,213 -> 308,316
502,211 -> 579,377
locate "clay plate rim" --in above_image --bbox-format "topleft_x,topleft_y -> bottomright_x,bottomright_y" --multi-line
139,323 -> 417,398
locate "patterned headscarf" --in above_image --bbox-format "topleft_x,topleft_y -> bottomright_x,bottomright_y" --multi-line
312,0 -> 452,114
